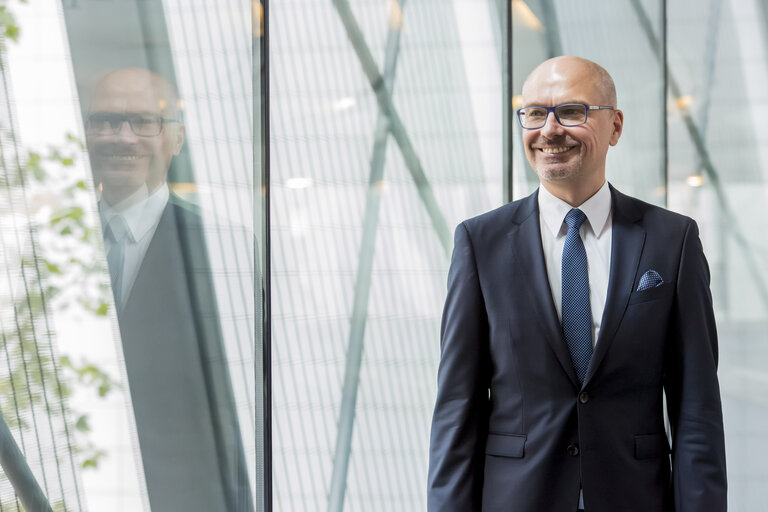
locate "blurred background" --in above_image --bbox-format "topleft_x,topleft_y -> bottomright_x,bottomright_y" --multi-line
0,0 -> 766,510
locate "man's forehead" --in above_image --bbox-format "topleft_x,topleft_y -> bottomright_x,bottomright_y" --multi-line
90,69 -> 176,112
522,57 -> 614,106
522,83 -> 595,105
91,83 -> 169,113
523,75 -> 601,104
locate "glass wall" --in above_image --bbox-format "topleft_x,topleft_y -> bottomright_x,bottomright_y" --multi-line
0,0 -> 766,510
667,0 -> 768,509
270,0 -> 505,509
0,0 -> 263,510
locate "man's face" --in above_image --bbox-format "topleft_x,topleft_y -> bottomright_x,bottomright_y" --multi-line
521,61 -> 622,187
86,71 -> 183,202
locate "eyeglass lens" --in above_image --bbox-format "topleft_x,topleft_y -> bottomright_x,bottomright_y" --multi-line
86,113 -> 164,137
519,104 -> 587,128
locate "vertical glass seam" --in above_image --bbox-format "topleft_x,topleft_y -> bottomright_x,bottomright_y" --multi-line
260,1 -> 272,511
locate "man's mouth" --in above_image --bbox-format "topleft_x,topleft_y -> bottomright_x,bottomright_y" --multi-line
537,146 -> 574,154
93,153 -> 146,163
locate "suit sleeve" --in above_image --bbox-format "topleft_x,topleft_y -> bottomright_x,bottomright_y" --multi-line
665,220 -> 727,511
427,222 -> 491,512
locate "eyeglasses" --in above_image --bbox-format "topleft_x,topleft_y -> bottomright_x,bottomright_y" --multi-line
85,113 -> 179,137
516,103 -> 615,130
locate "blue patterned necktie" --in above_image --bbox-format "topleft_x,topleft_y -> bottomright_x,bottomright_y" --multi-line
562,208 -> 593,384
105,215 -> 128,308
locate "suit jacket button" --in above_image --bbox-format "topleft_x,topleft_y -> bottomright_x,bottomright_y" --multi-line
567,444 -> 579,456
579,392 -> 589,404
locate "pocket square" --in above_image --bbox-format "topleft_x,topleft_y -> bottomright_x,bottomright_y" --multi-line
637,270 -> 664,291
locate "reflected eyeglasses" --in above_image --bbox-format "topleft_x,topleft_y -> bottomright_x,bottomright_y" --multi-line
516,103 -> 615,130
86,113 -> 179,137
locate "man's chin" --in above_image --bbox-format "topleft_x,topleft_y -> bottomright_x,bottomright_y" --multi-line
94,165 -> 146,181
535,164 -> 580,182
96,172 -> 146,195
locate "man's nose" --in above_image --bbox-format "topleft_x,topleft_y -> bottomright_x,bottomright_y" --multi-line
540,111 -> 565,138
111,120 -> 135,138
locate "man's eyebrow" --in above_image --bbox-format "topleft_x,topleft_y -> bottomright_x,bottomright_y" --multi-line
522,100 -> 591,107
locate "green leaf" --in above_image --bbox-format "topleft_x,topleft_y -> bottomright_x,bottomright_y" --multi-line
61,157 -> 74,166
96,301 -> 109,315
0,8 -> 20,42
81,450 -> 106,470
74,415 -> 90,432
51,206 -> 85,224
5,23 -> 19,41
45,261 -> 62,274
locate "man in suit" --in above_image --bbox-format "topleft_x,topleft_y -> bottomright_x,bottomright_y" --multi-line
86,67 -> 253,511
427,56 -> 727,511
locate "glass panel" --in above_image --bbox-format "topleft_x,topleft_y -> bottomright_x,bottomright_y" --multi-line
270,0 -> 505,509
667,0 -> 768,509
511,0 -> 665,203
1,0 -> 263,510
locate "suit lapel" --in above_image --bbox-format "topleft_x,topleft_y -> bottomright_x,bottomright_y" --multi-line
508,190 -> 580,388
584,186 -> 645,386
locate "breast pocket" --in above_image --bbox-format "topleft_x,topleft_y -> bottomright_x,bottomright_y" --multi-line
628,282 -> 674,306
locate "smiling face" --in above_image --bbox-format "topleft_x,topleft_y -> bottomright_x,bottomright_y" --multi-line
521,57 -> 623,199
86,68 -> 184,205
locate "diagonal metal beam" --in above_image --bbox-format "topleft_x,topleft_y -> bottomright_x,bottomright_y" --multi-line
331,0 -> 452,256
0,411 -> 54,512
328,2 -> 407,511
629,0 -> 768,310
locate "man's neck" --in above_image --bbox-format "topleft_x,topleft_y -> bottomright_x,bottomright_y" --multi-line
101,182 -> 162,210
540,178 -> 606,207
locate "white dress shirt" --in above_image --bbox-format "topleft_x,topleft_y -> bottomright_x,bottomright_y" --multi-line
538,181 -> 613,348
538,180 -> 613,510
100,183 -> 169,307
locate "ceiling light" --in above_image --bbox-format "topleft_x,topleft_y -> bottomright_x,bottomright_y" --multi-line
333,97 -> 356,111
676,95 -> 693,110
286,177 -> 313,189
512,1 -> 544,32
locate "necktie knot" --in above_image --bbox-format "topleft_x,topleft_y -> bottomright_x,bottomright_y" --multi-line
564,208 -> 587,231
105,215 -> 128,243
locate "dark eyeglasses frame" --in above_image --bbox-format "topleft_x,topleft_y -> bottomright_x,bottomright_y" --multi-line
85,113 -> 180,137
516,103 -> 615,130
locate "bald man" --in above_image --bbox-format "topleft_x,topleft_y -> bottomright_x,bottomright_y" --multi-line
427,57 -> 726,511
85,68 -> 253,511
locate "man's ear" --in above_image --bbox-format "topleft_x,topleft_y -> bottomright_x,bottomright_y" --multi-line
171,123 -> 185,155
609,110 -> 623,146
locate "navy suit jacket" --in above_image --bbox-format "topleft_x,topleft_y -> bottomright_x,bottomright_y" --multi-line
117,198 -> 253,512
428,185 -> 726,512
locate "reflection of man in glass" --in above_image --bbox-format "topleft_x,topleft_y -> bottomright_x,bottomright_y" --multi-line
87,68 -> 185,308
86,68 -> 253,512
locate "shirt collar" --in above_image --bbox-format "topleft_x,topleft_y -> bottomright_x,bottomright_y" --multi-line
100,183 -> 169,242
538,181 -> 612,239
